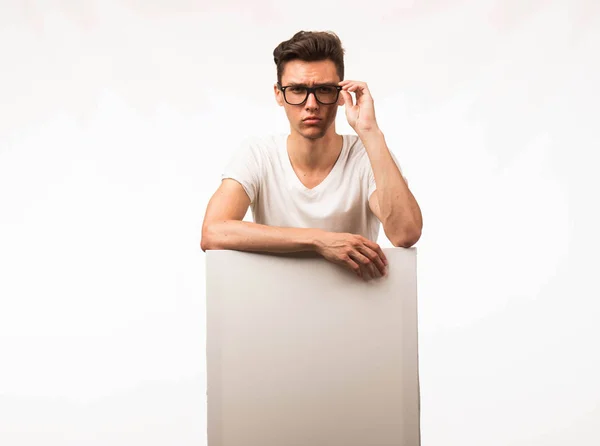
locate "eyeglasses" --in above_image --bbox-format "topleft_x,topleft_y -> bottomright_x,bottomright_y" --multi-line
277,82 -> 343,105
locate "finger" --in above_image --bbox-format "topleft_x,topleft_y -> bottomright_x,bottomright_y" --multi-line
341,81 -> 365,89
343,255 -> 363,279
357,244 -> 386,274
348,251 -> 374,281
343,83 -> 360,93
376,246 -> 388,266
364,241 -> 388,266
348,251 -> 371,279
339,80 -> 365,87
341,82 -> 359,93
357,245 -> 387,276
341,83 -> 368,104
353,250 -> 383,280
354,85 -> 372,102
366,258 -> 381,280
364,260 -> 379,280
344,83 -> 371,102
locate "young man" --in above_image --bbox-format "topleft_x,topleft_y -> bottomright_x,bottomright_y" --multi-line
201,31 -> 422,281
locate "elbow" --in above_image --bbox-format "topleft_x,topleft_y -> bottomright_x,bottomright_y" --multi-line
201,220 -> 237,251
391,227 -> 422,248
200,234 -> 210,252
200,236 -> 210,252
200,224 -> 218,252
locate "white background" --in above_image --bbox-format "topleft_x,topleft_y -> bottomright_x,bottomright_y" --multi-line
1,1 -> 599,445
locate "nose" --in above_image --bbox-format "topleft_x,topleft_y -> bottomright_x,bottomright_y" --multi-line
305,91 -> 319,109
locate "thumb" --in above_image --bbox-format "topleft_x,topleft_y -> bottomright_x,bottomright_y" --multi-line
341,90 -> 353,108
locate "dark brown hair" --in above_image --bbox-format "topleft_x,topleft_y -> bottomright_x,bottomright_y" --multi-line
273,31 -> 345,84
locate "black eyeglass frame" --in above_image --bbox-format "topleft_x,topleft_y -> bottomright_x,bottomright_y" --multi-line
277,82 -> 343,105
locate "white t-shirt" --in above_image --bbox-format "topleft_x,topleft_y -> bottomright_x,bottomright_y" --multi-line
221,133 -> 405,242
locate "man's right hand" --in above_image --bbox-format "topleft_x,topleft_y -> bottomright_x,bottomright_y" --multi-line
314,231 -> 388,281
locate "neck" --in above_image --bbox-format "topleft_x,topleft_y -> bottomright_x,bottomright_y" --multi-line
286,128 -> 343,172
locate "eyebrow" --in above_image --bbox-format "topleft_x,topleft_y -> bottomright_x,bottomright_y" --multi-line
286,82 -> 338,87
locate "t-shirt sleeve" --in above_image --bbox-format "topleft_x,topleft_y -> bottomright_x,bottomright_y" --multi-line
366,149 -> 408,199
221,138 -> 263,204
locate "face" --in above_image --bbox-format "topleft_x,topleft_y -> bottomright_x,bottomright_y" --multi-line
274,59 -> 344,140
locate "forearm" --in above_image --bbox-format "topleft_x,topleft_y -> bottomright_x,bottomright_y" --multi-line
360,130 -> 423,245
201,220 -> 323,253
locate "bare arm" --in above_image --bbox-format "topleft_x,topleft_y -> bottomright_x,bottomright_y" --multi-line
201,179 -> 388,281
200,179 -> 322,253
362,130 -> 422,247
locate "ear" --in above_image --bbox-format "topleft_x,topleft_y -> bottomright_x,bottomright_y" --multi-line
274,83 -> 284,106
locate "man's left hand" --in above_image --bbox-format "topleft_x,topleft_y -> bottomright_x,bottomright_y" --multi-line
339,80 -> 380,135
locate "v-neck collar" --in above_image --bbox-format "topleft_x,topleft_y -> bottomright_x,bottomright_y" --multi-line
281,134 -> 346,193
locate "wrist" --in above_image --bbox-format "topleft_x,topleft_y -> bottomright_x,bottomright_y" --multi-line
309,228 -> 327,254
357,127 -> 384,146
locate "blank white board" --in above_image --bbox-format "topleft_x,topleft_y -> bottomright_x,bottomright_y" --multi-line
206,248 -> 420,446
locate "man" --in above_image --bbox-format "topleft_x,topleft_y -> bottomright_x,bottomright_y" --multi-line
201,31 -> 423,281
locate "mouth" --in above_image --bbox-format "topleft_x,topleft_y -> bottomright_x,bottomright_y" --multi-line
303,118 -> 322,125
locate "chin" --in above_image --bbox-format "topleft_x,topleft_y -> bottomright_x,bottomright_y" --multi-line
302,130 -> 327,140
297,123 -> 328,140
